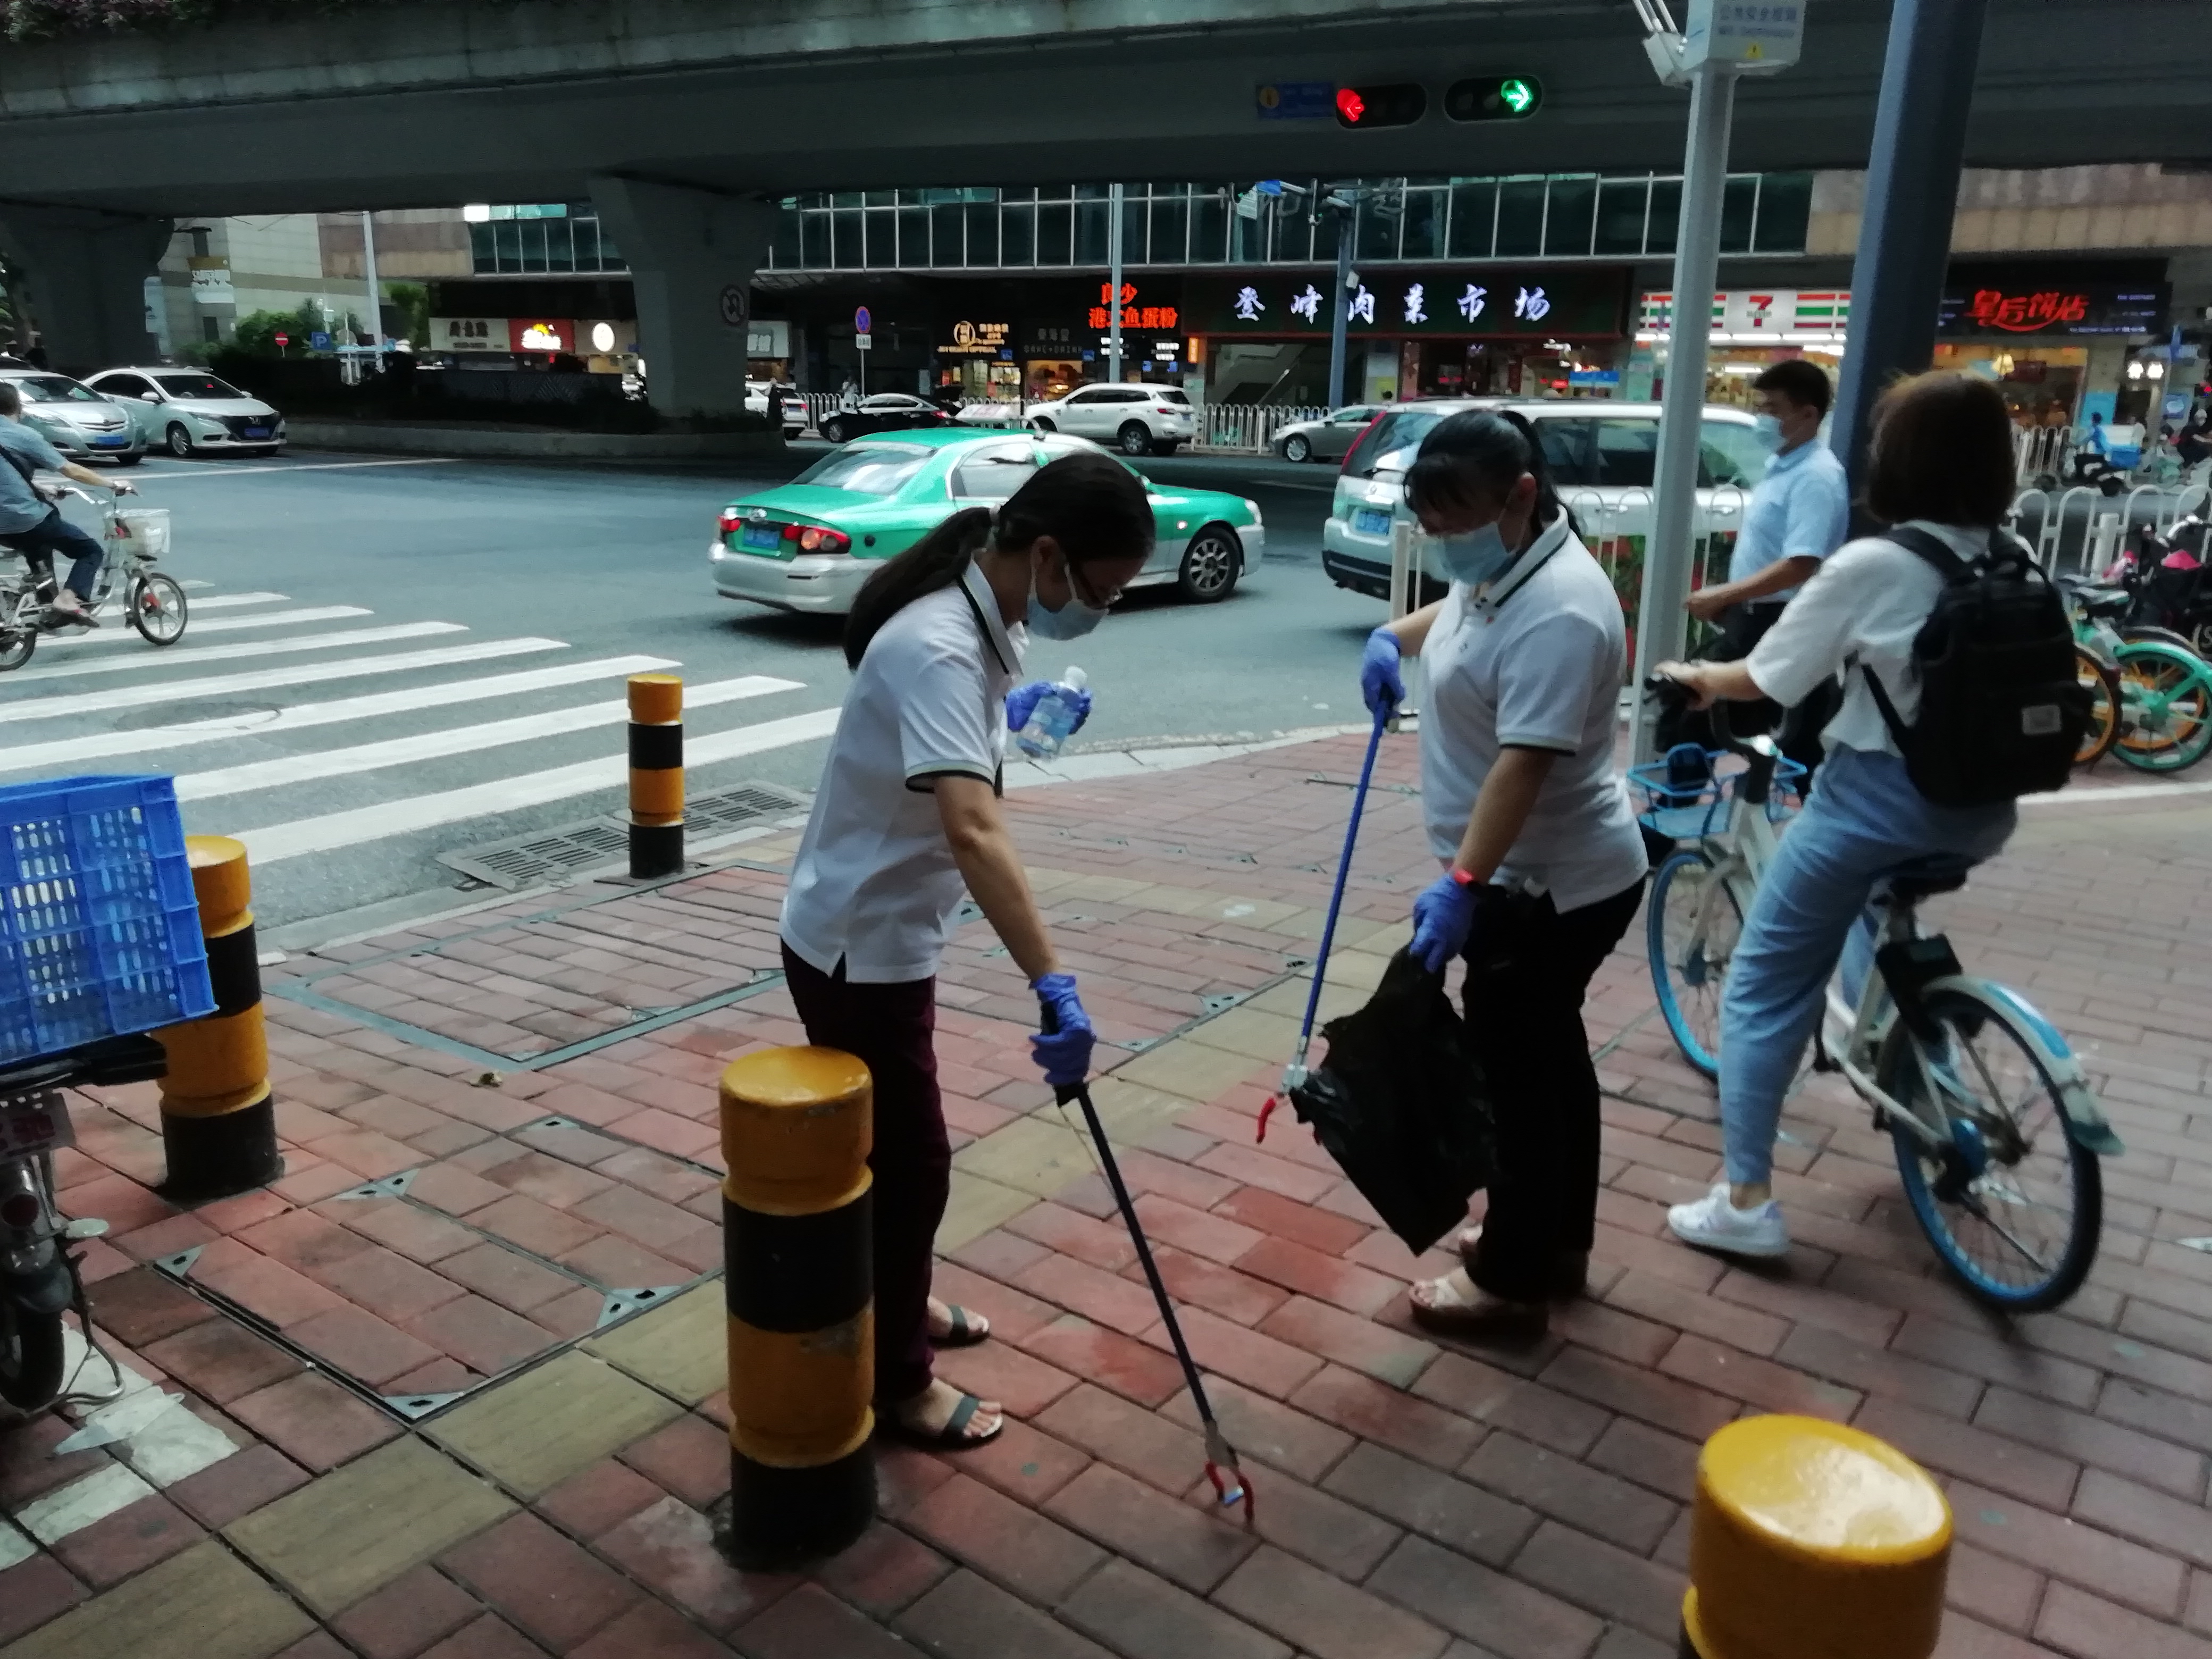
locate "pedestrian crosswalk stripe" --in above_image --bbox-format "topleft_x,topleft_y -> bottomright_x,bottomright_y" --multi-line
1,637 -> 564,725
236,707 -> 841,864
10,621 -> 466,686
40,606 -> 374,648
0,655 -> 683,777
174,675 -> 806,802
160,591 -> 287,611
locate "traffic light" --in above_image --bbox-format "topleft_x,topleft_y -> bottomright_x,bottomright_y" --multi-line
1444,75 -> 1544,121
1334,83 -> 1427,129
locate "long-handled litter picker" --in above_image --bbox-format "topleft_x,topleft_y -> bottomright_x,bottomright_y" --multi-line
1041,1015 -> 1253,1522
1258,703 -> 1392,1144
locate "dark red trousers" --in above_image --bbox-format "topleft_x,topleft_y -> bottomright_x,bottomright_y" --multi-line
780,942 -> 946,1405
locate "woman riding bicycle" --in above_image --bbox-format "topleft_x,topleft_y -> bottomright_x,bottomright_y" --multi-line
1655,371 -> 2023,1260
0,380 -> 136,626
1361,409 -> 1648,1335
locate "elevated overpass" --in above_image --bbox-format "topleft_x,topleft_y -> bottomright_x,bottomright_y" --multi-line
2,0 -> 2202,404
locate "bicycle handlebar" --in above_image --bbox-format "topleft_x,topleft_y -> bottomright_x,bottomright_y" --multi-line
0,1034 -> 166,1101
1641,672 -> 1780,806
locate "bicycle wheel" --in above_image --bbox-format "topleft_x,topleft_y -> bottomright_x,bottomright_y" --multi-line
2073,646 -> 2121,766
0,1297 -> 65,1411
2113,643 -> 2212,772
1648,850 -> 1740,1079
0,591 -> 36,673
128,573 -> 188,646
1880,986 -> 2100,1311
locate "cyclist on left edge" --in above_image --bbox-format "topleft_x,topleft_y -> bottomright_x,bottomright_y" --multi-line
0,380 -> 136,627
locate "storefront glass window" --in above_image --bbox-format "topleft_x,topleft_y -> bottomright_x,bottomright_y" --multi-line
1151,195 -> 1187,264
1495,179 -> 1547,258
1595,178 -> 1650,255
831,192 -> 864,211
966,204 -> 999,267
1448,181 -> 1497,258
773,203 -> 803,267
1401,189 -> 1445,261
1275,202 -> 1316,263
1075,199 -> 1109,264
1544,177 -> 1598,258
1753,173 -> 1813,253
865,212 -> 896,270
546,220 -> 576,273
831,208 -> 863,267
1191,191 -> 1228,263
1120,194 -> 1146,263
1720,177 -> 1758,254
1036,203 -> 1072,265
1647,179 -> 1682,256
800,211 -> 830,268
1356,199 -> 1399,262
897,206 -> 929,265
1002,203 -> 1035,266
931,204 -> 965,266
864,191 -> 895,208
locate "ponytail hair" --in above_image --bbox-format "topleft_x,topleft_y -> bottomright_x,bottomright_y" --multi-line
843,448 -> 1154,667
1403,408 -> 1577,537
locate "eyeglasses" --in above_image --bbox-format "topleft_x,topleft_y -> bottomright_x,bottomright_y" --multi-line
1067,560 -> 1124,610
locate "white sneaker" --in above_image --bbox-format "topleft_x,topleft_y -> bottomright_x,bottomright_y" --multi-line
1668,1182 -> 1790,1259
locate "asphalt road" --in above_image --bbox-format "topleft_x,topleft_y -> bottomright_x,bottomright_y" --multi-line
5,443 -> 1380,940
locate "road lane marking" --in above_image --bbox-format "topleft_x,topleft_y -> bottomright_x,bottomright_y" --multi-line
238,706 -> 841,863
133,458 -> 461,479
0,636 -> 562,724
0,655 -> 684,775
175,675 -> 805,801
7,621 -> 464,686
39,605 -> 373,647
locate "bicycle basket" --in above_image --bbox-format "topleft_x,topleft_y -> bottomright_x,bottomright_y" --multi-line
0,776 -> 214,1067
111,508 -> 171,561
1629,747 -> 1808,839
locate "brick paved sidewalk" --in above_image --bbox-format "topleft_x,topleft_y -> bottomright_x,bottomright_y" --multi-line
7,731 -> 2212,1659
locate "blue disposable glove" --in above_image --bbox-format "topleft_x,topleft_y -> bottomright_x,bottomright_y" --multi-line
1030,972 -> 1095,1090
1007,680 -> 1093,735
1410,872 -> 1479,974
1361,626 -> 1404,720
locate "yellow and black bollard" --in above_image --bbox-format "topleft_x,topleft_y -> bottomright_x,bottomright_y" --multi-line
629,672 -> 684,879
155,835 -> 282,1200
1680,1414 -> 1951,1659
719,1045 -> 875,1566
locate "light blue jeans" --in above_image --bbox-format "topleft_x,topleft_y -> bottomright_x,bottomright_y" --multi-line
1719,744 -> 2015,1186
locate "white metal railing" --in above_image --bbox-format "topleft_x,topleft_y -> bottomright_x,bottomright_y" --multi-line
2015,423 -> 2076,483
2008,482 -> 2212,575
1197,404 -> 1330,454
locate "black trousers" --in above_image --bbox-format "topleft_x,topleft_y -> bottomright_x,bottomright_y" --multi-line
1658,600 -> 1839,780
1463,877 -> 1646,1303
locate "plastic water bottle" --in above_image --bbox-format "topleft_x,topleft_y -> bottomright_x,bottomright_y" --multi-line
1016,666 -> 1089,759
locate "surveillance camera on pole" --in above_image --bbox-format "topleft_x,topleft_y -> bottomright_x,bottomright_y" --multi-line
1628,0 -> 1806,764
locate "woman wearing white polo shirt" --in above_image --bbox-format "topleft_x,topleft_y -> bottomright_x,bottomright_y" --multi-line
781,450 -> 1154,1449
1360,410 -> 1650,1334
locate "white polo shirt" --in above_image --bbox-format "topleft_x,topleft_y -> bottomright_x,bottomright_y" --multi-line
1419,513 -> 1649,912
781,560 -> 1021,983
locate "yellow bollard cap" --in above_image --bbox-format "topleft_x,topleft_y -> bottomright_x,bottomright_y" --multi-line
1686,1415 -> 1951,1659
184,835 -> 253,932
629,673 -> 683,724
720,1046 -> 872,1213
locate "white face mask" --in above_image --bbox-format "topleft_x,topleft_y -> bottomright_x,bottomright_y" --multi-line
1433,522 -> 1519,588
1026,557 -> 1108,641
1753,413 -> 1785,451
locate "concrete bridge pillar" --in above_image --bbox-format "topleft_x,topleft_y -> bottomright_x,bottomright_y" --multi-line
0,205 -> 172,375
589,178 -> 774,418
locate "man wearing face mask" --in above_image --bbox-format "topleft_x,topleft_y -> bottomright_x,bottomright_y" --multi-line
778,453 -> 1154,1450
1669,359 -> 1849,773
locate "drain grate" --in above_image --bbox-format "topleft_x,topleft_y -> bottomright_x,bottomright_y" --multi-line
439,819 -> 632,889
436,781 -> 810,890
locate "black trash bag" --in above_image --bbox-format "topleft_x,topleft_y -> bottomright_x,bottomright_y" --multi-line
1285,947 -> 1495,1255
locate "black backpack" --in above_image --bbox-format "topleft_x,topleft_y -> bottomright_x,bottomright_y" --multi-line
1859,526 -> 2087,809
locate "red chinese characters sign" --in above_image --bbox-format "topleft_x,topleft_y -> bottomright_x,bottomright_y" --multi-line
1087,282 -> 1178,333
1964,288 -> 2090,333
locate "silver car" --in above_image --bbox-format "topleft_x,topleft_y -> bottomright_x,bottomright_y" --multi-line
0,370 -> 144,464
1271,404 -> 1384,464
83,367 -> 284,458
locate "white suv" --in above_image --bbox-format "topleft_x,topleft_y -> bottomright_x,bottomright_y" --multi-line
1321,399 -> 1769,604
1026,383 -> 1195,456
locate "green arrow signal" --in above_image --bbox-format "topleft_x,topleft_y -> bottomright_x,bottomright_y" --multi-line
1499,77 -> 1535,113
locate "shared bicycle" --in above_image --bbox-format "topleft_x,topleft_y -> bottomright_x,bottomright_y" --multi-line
0,482 -> 188,672
1638,685 -> 2121,1311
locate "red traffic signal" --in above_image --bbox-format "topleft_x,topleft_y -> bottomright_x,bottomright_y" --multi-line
1333,82 -> 1427,129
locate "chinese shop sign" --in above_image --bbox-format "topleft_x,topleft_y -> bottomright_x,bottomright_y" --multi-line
1188,270 -> 1625,337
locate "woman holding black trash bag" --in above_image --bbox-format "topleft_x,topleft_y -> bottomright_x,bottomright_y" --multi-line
780,451 -> 1154,1447
1361,409 -> 1649,1335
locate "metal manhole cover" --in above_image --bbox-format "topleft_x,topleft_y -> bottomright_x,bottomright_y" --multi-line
688,782 -> 808,829
438,819 -> 633,889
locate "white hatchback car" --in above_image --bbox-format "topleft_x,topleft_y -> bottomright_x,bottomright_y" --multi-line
85,367 -> 284,457
1025,383 -> 1195,456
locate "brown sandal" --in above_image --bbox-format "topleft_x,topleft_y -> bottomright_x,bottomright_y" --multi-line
1409,1270 -> 1548,1337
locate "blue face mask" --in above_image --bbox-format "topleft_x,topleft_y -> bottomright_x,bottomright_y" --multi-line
1433,522 -> 1519,589
1026,560 -> 1109,641
1753,413 -> 1784,451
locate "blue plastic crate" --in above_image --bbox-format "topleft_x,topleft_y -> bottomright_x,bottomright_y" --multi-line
1629,749 -> 1808,842
0,775 -> 214,1066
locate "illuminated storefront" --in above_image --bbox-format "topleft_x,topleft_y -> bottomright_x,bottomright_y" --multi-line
1628,289 -> 1850,407
1937,270 -> 2167,429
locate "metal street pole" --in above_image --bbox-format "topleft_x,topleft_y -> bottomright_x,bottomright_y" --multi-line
1328,203 -> 1353,408
1628,60 -> 1736,763
1108,182 -> 1124,382
359,210 -> 382,374
1828,0 -> 1991,504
